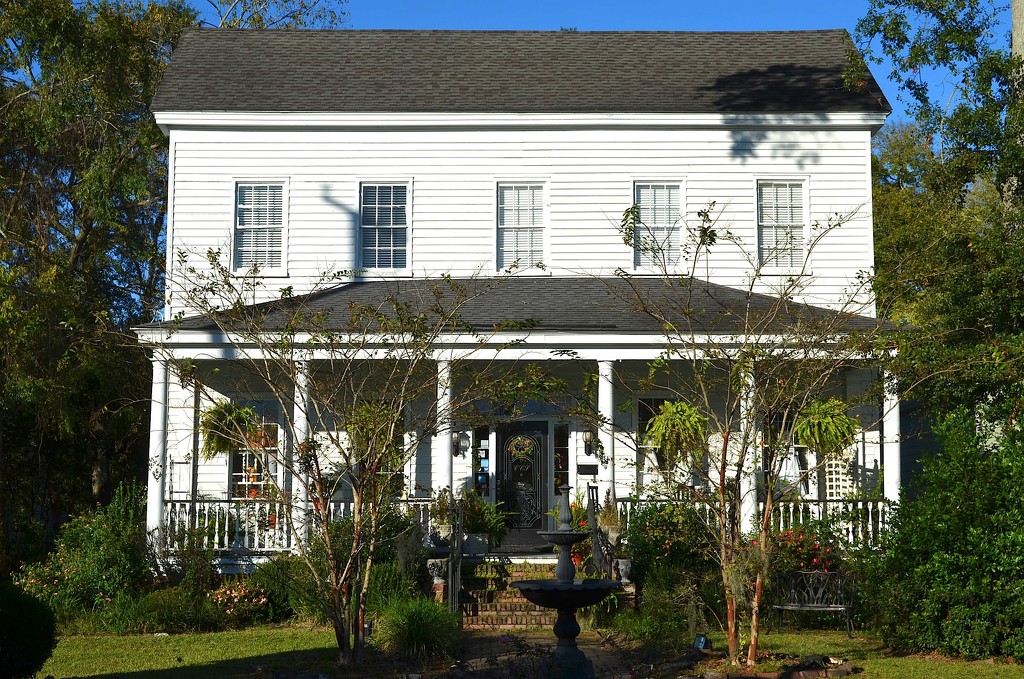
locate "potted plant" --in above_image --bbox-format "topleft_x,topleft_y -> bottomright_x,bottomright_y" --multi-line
460,490 -> 511,553
428,487 -> 455,547
199,400 -> 257,458
597,488 -> 623,546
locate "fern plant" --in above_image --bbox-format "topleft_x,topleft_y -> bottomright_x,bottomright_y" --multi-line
793,398 -> 859,458
199,401 -> 257,459
643,400 -> 708,471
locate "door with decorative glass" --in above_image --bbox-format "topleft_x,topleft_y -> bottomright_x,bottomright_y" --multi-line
496,422 -> 548,544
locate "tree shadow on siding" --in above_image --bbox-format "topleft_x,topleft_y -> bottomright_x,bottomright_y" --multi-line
700,64 -> 886,167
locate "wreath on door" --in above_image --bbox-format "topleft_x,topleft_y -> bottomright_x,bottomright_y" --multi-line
507,434 -> 536,463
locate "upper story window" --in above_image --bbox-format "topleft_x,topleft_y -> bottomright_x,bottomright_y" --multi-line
234,183 -> 284,271
634,183 -> 680,268
497,183 -> 544,269
757,181 -> 805,269
361,184 -> 408,270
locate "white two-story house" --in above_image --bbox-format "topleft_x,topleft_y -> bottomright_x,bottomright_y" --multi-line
137,28 -> 897,553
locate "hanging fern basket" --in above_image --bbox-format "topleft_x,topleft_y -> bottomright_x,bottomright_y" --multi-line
199,401 -> 258,460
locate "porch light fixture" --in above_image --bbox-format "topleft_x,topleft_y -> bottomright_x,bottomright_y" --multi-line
453,431 -> 471,457
582,429 -> 596,457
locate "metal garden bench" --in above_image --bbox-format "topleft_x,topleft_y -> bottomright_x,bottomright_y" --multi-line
770,570 -> 855,637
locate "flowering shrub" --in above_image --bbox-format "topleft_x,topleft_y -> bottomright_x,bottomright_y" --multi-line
210,580 -> 270,627
15,484 -> 149,612
624,502 -> 714,584
770,527 -> 838,573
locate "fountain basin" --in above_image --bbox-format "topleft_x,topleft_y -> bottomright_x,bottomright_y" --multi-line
512,578 -> 621,609
535,530 -> 589,548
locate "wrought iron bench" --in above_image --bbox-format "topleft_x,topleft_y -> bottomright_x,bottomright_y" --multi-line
771,570 -> 854,637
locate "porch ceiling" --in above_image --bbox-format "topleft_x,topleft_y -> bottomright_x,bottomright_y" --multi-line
140,276 -> 887,340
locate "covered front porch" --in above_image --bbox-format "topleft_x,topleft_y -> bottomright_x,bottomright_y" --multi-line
138,276 -> 902,560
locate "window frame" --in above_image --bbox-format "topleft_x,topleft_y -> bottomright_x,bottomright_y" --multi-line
495,181 -> 547,272
359,181 -> 412,274
231,179 -> 289,277
755,178 -> 810,275
227,399 -> 286,501
632,180 -> 683,272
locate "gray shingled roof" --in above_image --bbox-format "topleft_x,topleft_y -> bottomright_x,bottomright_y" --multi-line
153,29 -> 890,115
149,277 -> 885,339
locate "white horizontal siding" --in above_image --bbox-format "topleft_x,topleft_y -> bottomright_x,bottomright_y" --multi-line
167,126 -> 875,318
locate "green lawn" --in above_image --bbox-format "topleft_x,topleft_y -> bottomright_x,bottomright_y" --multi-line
42,627 -> 342,679
41,627 -> 1024,678
703,631 -> 1024,679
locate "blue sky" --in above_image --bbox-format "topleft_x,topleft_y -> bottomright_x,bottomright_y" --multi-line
347,0 -> 907,117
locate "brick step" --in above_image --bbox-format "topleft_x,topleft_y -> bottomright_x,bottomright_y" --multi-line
462,601 -> 553,613
461,610 -> 558,629
460,589 -> 538,604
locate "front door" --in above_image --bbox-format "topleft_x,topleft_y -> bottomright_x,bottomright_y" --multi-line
496,422 -> 548,543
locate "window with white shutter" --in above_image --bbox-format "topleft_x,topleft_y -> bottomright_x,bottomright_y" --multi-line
361,184 -> 408,269
497,184 -> 544,269
757,181 -> 805,269
634,183 -> 680,268
234,183 -> 284,271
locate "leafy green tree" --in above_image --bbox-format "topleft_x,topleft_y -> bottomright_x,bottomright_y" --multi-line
205,0 -> 347,28
871,121 -> 1024,417
871,412 -> 1024,657
857,0 -> 1024,199
0,0 -> 197,572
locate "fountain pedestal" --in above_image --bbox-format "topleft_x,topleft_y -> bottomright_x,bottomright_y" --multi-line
511,487 -> 621,679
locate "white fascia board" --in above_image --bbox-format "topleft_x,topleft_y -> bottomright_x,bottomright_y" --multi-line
136,327 -> 867,361
153,111 -> 889,134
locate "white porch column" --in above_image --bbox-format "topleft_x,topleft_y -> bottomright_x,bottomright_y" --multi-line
146,357 -> 169,535
292,361 -> 311,538
738,378 -> 758,535
432,360 -> 453,491
597,360 -> 617,503
882,376 -> 902,503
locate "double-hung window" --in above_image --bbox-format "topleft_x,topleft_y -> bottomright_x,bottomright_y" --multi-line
634,183 -> 680,268
361,184 -> 408,270
234,183 -> 284,271
229,401 -> 282,501
497,183 -> 544,269
757,181 -> 805,269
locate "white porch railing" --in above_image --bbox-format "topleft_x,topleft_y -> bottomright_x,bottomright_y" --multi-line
759,499 -> 889,547
615,497 -> 889,548
162,497 -> 432,554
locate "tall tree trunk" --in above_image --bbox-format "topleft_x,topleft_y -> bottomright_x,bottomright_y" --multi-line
747,496 -> 773,664
747,572 -> 765,665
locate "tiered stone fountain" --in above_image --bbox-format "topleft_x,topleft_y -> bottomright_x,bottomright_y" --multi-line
511,486 -> 621,679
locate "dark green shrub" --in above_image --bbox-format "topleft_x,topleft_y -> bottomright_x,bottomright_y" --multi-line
614,564 -> 721,648
248,555 -> 321,622
16,483 -> 149,611
624,502 -> 715,586
173,528 -> 216,603
869,412 -> 1024,658
140,586 -> 224,633
366,559 -> 414,614
371,595 -> 460,659
0,582 -> 56,678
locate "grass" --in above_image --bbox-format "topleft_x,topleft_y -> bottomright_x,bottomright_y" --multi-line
699,631 -> 1024,679
41,626 -> 1024,678
43,626 -> 341,678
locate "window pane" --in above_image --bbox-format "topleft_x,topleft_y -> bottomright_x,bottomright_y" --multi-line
361,184 -> 408,269
235,183 -> 284,270
758,182 -> 804,268
497,183 -> 544,268
634,183 -> 680,267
